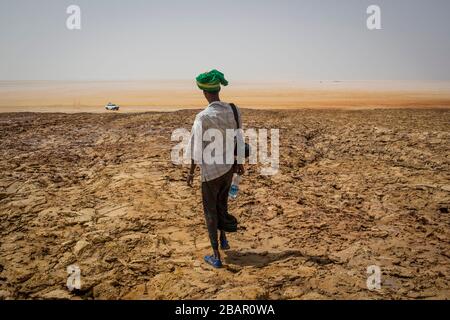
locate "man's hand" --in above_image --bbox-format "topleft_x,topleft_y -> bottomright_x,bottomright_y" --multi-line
186,173 -> 194,187
237,164 -> 245,175
187,160 -> 197,187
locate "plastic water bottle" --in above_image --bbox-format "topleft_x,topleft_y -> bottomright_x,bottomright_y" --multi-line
229,174 -> 241,200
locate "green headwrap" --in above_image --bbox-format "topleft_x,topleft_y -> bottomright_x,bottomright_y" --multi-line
196,69 -> 229,92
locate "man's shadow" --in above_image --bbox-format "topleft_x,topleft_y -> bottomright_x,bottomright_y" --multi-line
223,250 -> 305,268
224,249 -> 336,268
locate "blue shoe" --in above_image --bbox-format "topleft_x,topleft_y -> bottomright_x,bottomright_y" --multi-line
220,239 -> 230,250
204,255 -> 222,268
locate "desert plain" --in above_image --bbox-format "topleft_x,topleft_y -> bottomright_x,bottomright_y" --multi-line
0,81 -> 449,299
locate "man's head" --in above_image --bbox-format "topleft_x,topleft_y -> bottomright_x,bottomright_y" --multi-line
196,69 -> 228,103
203,90 -> 220,103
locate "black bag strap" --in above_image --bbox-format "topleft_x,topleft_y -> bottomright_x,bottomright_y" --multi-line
229,103 -> 241,129
230,103 -> 250,160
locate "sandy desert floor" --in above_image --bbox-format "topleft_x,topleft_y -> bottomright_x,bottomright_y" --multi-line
0,108 -> 449,300
1,80 -> 450,112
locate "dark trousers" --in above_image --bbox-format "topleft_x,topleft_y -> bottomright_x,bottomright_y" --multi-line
201,168 -> 234,250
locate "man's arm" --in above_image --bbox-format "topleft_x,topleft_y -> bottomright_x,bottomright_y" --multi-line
186,114 -> 205,186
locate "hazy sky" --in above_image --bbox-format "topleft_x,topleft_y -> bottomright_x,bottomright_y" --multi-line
1,0 -> 449,81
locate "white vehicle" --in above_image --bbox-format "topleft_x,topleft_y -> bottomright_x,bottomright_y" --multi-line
105,102 -> 119,111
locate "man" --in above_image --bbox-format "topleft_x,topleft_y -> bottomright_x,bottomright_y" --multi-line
187,69 -> 245,268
